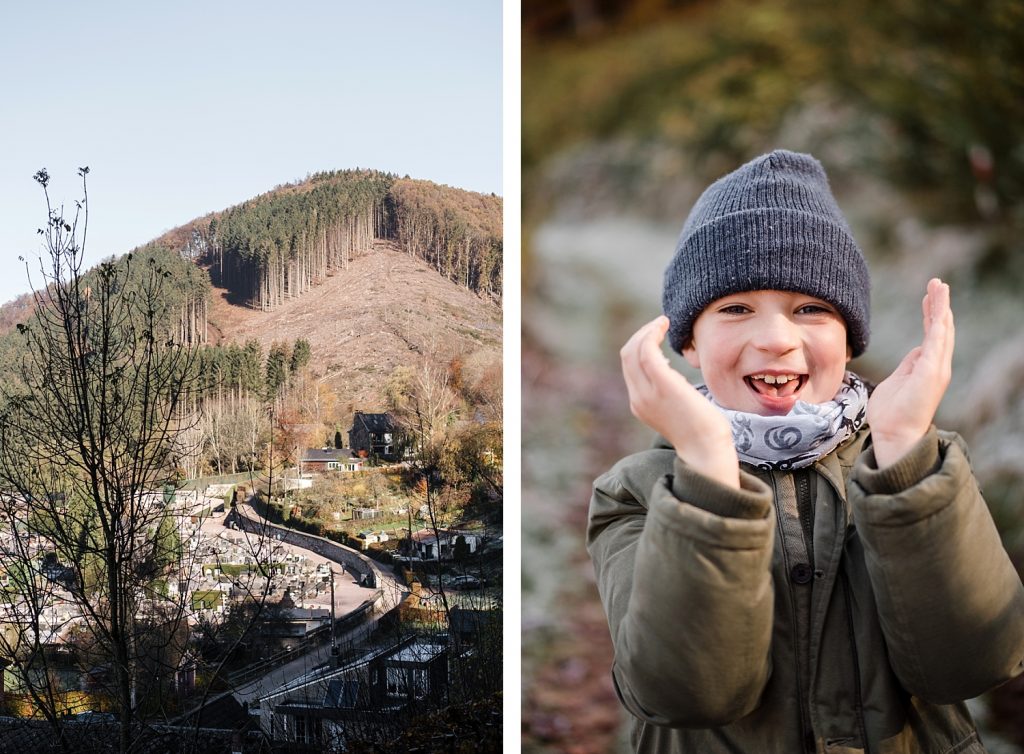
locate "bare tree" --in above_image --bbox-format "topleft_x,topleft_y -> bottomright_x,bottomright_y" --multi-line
238,397 -> 270,473
386,352 -> 459,456
199,401 -> 227,475
171,411 -> 206,481
0,168 -> 204,752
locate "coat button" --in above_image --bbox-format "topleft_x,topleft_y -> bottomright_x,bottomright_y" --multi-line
791,563 -> 813,585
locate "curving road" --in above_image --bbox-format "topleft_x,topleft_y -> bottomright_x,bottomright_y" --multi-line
177,502 -> 407,719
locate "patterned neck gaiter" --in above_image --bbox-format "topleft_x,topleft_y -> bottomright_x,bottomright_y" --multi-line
697,372 -> 869,471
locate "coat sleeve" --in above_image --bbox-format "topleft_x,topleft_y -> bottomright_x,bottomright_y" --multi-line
586,450 -> 776,727
850,427 -> 1024,703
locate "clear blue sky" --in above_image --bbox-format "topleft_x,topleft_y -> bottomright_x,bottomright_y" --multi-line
0,1 -> 502,304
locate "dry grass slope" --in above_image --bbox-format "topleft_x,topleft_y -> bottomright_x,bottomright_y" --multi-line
203,238 -> 502,416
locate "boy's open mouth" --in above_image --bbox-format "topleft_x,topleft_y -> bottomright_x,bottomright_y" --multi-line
744,373 -> 808,399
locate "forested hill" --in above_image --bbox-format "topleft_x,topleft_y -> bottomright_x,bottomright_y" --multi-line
0,170 -> 502,335
0,170 -> 503,418
156,169 -> 502,312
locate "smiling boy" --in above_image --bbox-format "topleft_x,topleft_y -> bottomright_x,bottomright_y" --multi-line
588,150 -> 1024,753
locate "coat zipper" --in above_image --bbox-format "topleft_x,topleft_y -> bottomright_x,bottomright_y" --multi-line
840,568 -> 871,754
795,470 -> 815,566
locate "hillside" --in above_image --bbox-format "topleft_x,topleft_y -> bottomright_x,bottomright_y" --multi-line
201,236 -> 501,417
179,169 -> 502,310
0,170 -> 503,437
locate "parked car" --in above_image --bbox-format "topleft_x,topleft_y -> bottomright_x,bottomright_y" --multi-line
449,575 -> 483,590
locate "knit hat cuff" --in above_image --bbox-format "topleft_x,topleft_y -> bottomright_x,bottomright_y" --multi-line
663,208 -> 870,357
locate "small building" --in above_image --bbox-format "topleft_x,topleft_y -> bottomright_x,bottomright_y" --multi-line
409,529 -> 481,561
300,448 -> 366,475
347,412 -> 403,461
355,530 -> 390,550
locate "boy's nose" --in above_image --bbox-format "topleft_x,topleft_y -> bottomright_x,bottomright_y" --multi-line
751,313 -> 801,354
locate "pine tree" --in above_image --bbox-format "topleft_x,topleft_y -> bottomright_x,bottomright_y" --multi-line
265,343 -> 289,400
290,338 -> 311,374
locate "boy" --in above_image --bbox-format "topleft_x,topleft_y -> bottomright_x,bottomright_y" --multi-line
587,150 -> 1024,753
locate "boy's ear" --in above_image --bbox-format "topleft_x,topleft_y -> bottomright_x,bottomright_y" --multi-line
682,341 -> 700,369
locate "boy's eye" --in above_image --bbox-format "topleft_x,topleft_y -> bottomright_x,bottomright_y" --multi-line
719,305 -> 751,314
796,304 -> 832,315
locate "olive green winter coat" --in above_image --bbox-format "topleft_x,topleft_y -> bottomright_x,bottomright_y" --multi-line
587,426 -> 1024,754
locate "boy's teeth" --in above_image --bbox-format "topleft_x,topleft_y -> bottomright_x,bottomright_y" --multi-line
752,373 -> 798,385
748,373 -> 803,398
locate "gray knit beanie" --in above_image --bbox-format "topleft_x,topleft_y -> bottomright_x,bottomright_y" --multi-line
663,149 -> 871,357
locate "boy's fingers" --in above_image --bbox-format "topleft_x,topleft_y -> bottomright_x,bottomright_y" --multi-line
936,280 -> 955,353
921,284 -> 931,334
944,303 -> 956,365
937,283 -> 953,365
619,317 -> 657,365
920,280 -> 951,369
620,317 -> 665,399
621,317 -> 667,356
925,280 -> 954,370
623,316 -> 695,425
620,340 -> 649,401
892,346 -> 923,377
921,278 -> 942,335
638,324 -> 671,377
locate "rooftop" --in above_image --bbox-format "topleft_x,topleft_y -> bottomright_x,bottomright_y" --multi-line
302,448 -> 361,463
353,412 -> 398,433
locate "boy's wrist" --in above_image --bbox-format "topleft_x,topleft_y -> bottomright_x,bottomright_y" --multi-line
670,456 -> 770,519
871,428 -> 929,470
674,447 -> 740,490
860,427 -> 941,493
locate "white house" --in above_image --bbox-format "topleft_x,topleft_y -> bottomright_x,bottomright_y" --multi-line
409,529 -> 481,560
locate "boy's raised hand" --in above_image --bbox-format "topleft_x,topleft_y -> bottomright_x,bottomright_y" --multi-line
620,316 -> 740,489
867,278 -> 955,469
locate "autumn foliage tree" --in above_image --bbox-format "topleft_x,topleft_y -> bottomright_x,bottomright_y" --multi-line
388,178 -> 503,298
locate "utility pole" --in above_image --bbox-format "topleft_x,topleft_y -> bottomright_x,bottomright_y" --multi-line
329,567 -> 338,668
407,504 -> 413,556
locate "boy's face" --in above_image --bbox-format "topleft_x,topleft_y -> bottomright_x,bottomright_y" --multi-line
682,289 -> 851,416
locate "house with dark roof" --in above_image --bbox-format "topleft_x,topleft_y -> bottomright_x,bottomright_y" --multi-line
299,448 -> 366,474
347,412 -> 404,461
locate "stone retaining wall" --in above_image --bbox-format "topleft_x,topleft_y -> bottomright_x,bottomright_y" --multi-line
231,507 -> 385,590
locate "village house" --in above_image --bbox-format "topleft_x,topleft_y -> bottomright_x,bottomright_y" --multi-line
355,530 -> 391,550
409,529 -> 482,561
299,448 -> 366,475
347,412 -> 404,462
